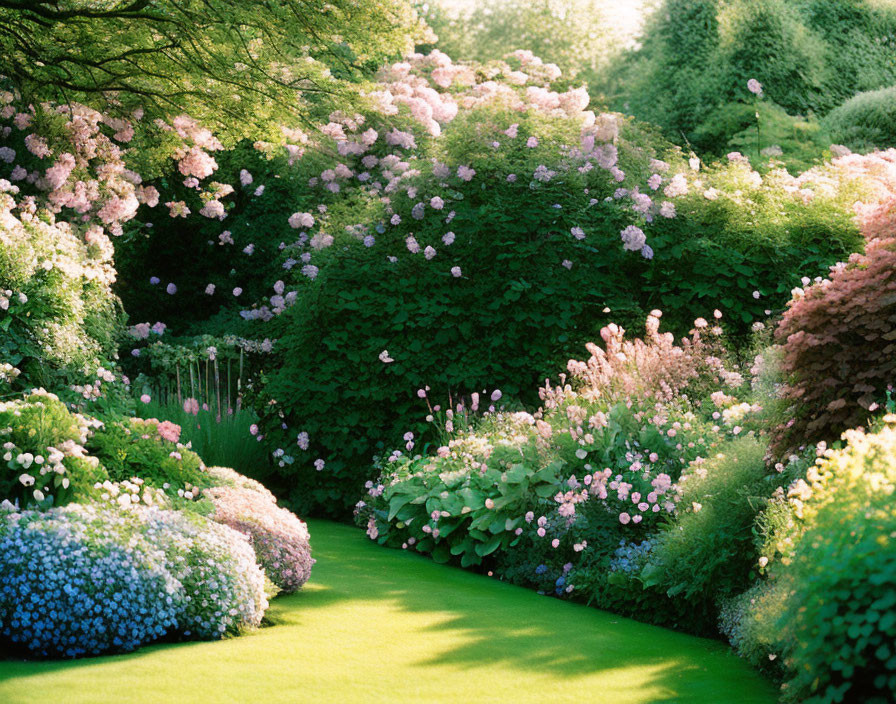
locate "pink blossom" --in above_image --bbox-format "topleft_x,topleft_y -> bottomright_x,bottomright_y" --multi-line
620,225 -> 646,252
288,212 -> 315,229
157,421 -> 181,444
456,165 -> 476,182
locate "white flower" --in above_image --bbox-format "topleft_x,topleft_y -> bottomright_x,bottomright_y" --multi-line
378,350 -> 394,363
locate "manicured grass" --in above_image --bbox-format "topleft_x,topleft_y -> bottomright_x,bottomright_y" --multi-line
0,520 -> 776,703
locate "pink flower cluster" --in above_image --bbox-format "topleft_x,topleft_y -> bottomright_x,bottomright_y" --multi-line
205,477 -> 314,593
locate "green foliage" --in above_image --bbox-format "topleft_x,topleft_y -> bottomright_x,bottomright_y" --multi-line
0,0 -> 430,146
825,85 -> 896,152
738,420 -> 896,703
612,0 -> 896,153
641,437 -> 774,604
369,441 -> 564,569
135,397 -> 268,481
87,417 -> 208,499
704,101 -> 830,173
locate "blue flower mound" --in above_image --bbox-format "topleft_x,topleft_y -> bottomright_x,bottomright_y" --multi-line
140,508 -> 267,639
0,504 -> 181,658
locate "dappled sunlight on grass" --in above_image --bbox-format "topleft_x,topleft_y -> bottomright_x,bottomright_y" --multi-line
0,520 -> 775,704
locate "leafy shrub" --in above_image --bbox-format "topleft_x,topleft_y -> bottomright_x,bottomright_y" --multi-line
86,417 -> 210,506
740,419 -> 896,703
358,312 -> 754,583
640,437 -> 774,604
612,0 -> 896,151
205,467 -> 315,593
708,101 -> 830,173
773,233 -> 896,453
0,503 -> 180,657
825,85 -> 896,152
358,413 -> 564,568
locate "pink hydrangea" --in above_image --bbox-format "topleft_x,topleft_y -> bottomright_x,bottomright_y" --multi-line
288,212 -> 315,229
157,421 -> 182,444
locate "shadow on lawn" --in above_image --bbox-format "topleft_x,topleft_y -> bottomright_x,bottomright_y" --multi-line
278,520 -> 771,700
0,520 -> 774,703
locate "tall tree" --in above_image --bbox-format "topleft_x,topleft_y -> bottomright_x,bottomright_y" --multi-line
0,0 -> 429,141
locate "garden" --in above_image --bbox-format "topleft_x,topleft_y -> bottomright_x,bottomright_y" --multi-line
1,1 -> 895,702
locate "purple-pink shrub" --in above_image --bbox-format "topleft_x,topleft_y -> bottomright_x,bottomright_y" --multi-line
205,467 -> 314,592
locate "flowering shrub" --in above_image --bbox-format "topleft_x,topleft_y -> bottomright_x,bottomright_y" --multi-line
0,502 -> 180,657
113,49 -> 862,516
86,417 -> 209,506
733,418 -> 896,703
773,232 -> 896,453
205,468 -> 314,593
0,187 -> 123,393
0,390 -> 107,508
139,506 -> 268,639
359,312 -> 755,589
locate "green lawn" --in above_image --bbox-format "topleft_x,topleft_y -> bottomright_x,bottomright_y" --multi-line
0,520 -> 776,703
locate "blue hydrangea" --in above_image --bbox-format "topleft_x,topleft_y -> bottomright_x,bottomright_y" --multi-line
608,538 -> 654,575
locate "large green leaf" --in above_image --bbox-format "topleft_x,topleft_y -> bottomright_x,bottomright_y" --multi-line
474,533 -> 503,557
